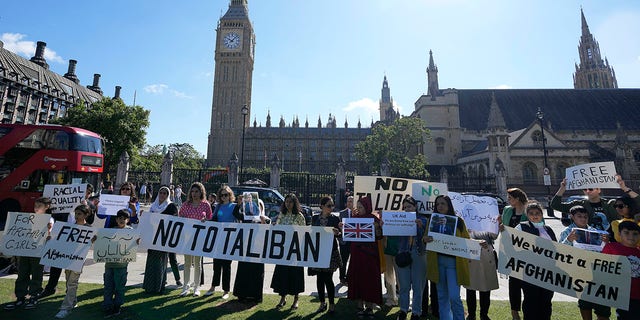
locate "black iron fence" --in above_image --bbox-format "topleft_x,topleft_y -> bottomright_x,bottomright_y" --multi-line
279,172 -> 336,207
173,168 -> 228,196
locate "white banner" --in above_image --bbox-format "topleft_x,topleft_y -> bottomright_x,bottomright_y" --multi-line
499,227 -> 630,310
411,182 -> 448,214
97,194 -> 130,216
1,212 -> 51,257
43,184 -> 86,214
382,211 -> 417,236
449,192 -> 499,234
138,214 -> 335,268
354,176 -> 426,211
426,232 -> 481,260
40,222 -> 95,272
565,161 -> 619,190
93,228 -> 139,263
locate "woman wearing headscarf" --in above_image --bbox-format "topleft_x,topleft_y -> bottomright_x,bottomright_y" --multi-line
142,186 -> 178,294
270,194 -> 306,310
347,196 -> 383,319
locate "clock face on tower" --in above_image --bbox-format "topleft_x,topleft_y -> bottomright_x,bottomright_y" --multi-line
223,32 -> 241,49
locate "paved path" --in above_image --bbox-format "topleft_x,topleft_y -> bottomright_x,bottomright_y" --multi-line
1,208 -> 577,302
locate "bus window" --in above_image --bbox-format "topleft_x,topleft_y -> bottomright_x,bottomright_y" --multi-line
47,130 -> 70,150
0,127 -> 12,139
72,134 -> 103,154
27,170 -> 71,192
17,129 -> 46,149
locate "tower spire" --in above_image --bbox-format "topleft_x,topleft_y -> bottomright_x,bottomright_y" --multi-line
427,50 -> 439,100
573,8 -> 618,89
580,7 -> 590,38
379,75 -> 394,122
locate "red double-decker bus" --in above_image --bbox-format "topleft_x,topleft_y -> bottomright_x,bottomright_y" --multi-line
0,124 -> 104,229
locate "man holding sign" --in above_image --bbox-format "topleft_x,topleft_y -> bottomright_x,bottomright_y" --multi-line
552,172 -> 638,227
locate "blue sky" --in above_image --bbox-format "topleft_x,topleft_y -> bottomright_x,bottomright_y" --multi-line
1,1 -> 639,156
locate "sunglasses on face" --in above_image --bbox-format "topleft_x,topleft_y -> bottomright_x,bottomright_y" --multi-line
584,188 -> 595,192
220,193 -> 229,197
325,203 -> 334,208
121,187 -> 131,191
615,204 -> 628,209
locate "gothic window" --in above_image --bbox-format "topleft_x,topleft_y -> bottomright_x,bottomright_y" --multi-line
478,164 -> 486,178
556,162 -> 569,182
435,138 -> 445,154
587,48 -> 593,60
522,162 -> 537,184
531,130 -> 542,146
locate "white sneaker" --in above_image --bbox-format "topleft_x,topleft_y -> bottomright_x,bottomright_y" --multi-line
179,289 -> 190,297
204,288 -> 215,297
55,309 -> 70,319
222,292 -> 230,299
193,290 -> 201,297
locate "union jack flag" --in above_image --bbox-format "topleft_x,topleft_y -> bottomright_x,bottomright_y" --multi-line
342,218 -> 375,242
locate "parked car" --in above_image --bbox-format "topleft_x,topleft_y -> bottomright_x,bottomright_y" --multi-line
460,192 -> 507,214
229,186 -> 312,225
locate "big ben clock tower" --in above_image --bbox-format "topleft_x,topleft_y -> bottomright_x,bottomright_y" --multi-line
207,0 -> 255,167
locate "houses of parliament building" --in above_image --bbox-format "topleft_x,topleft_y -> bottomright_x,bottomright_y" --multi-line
206,1 -> 640,186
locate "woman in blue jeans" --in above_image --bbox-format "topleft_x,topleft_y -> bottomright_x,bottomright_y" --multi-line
424,195 -> 470,320
395,196 -> 428,320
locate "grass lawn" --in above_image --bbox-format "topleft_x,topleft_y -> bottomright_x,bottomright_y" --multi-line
0,278 -> 586,319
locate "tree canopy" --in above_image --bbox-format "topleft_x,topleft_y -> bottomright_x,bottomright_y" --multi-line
52,98 -> 150,172
355,117 -> 430,178
130,143 -> 206,171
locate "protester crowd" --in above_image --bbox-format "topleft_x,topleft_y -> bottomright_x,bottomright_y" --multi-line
3,175 -> 640,320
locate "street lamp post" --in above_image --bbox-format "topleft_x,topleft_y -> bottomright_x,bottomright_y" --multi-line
240,104 -> 248,177
536,107 -> 554,217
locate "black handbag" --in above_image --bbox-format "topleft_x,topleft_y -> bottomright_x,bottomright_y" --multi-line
395,237 -> 413,268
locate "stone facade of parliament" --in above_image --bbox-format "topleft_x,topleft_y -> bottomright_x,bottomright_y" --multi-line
207,2 -> 640,188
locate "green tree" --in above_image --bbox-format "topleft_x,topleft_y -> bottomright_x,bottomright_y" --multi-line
355,117 -> 430,178
52,98 -> 150,172
169,143 -> 205,168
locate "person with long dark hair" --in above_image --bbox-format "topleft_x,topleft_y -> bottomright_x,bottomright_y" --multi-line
270,194 -> 306,310
309,196 -> 342,314
424,195 -> 470,320
205,186 -> 236,299
500,187 -> 528,320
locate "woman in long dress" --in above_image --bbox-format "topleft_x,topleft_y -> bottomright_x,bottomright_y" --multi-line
233,196 -> 269,303
142,186 -> 176,294
347,196 -> 383,318
270,193 -> 306,310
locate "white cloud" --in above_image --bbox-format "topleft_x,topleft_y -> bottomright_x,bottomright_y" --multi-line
143,84 -> 168,94
143,83 -> 192,99
1,33 -> 64,63
342,97 -> 378,113
490,84 -> 512,89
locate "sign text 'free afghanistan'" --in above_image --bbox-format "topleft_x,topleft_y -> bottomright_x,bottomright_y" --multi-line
138,214 -> 335,268
565,161 -> 619,190
499,227 -> 631,310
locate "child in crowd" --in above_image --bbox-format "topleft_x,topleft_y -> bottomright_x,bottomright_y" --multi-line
602,221 -> 640,320
96,209 -> 136,317
54,204 -> 93,319
3,197 -> 53,311
559,205 -> 610,320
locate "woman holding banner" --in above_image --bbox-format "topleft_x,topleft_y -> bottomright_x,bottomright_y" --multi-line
515,202 -> 557,320
347,196 -> 383,318
464,230 -> 499,320
178,182 -> 212,297
309,196 -> 342,314
205,186 -> 236,299
270,193 -> 306,310
97,182 -> 140,228
232,189 -> 269,303
143,186 -> 176,294
424,195 -> 470,320
395,196 -> 428,320
500,187 -> 529,320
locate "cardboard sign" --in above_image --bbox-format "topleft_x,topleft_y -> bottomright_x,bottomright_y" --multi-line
449,192 -> 499,234
382,211 -> 417,236
342,218 -> 375,242
354,176 -> 426,211
565,161 -> 619,190
93,228 -> 139,263
138,214 -> 335,268
426,232 -> 481,260
499,227 -> 630,310
0,212 -> 51,257
97,194 -> 130,216
40,222 -> 95,272
43,184 -> 86,214
411,182 -> 448,214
